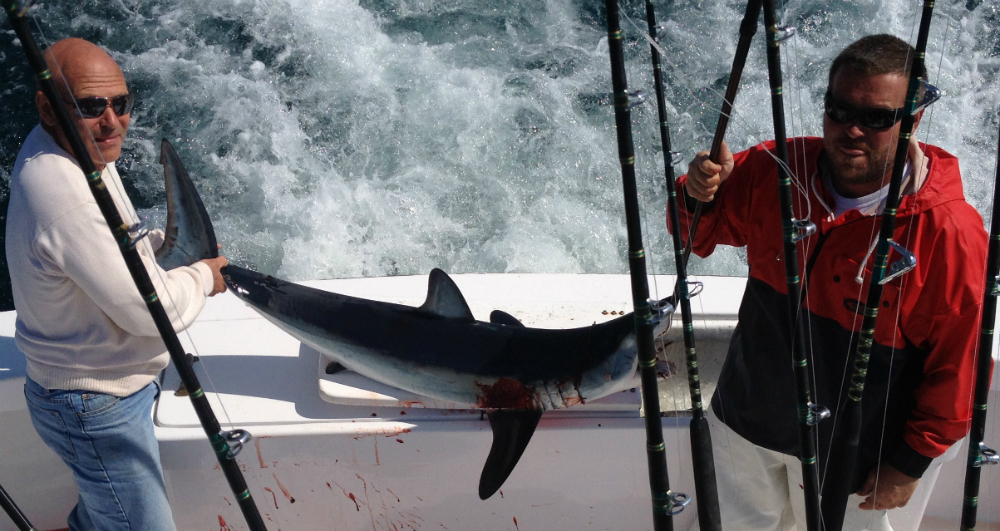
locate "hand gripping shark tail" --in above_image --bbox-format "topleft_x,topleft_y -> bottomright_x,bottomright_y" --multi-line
154,139 -> 218,269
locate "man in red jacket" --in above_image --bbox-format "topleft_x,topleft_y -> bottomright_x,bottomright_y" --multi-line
678,34 -> 987,530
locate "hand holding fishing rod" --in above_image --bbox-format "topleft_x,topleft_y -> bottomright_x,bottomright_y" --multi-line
684,141 -> 734,203
680,0 -> 762,265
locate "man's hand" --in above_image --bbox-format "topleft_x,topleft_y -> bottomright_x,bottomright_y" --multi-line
856,464 -> 920,510
685,140 -> 734,202
200,255 -> 229,296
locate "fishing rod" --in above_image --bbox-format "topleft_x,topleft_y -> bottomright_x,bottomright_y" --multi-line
641,2 -> 722,530
604,1 -> 689,529
959,112 -> 1000,530
819,2 -> 938,530
681,0 -> 763,267
760,1 -> 826,530
1,3 -> 268,529
0,482 -> 36,531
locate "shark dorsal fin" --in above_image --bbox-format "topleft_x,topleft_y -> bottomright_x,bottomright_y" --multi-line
479,409 -> 543,499
490,310 -> 524,327
419,269 -> 474,320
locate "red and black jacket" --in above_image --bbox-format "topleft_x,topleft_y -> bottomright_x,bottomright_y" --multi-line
675,137 -> 988,482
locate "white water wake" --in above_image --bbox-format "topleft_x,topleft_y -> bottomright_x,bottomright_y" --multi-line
1,0 -> 997,283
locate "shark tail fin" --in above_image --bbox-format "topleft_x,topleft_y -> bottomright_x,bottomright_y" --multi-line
155,139 -> 218,270
478,409 -> 543,500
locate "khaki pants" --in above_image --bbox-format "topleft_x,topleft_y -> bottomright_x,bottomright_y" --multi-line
692,406 -> 951,531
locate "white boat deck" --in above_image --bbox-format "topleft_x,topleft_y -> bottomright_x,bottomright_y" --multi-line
0,273 -> 997,530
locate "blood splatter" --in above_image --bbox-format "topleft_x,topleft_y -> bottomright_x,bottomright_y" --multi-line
263,487 -> 278,509
513,517 -> 520,530
255,438 -> 268,468
396,439 -> 404,443
273,473 -> 295,503
474,378 -> 536,409
352,427 -> 413,439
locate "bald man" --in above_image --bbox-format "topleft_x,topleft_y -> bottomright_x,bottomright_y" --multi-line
6,38 -> 227,530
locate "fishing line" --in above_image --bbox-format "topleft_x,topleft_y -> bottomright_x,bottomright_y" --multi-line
616,7 -> 695,506
775,4 -> 833,500
865,3 -> 946,513
820,3 -> 927,500
25,13 -> 241,432
622,9 -> 817,211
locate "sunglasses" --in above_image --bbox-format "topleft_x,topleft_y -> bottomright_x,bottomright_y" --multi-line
823,91 -> 906,130
64,93 -> 136,119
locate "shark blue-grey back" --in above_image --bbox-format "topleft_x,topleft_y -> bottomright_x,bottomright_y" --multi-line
222,265 -> 669,498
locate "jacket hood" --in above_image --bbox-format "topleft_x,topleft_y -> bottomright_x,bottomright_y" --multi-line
786,136 -> 966,219
899,141 -> 965,216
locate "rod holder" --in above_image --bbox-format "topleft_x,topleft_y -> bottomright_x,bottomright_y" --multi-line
224,429 -> 252,459
880,240 -> 917,285
684,280 -> 704,299
665,491 -> 692,516
645,298 -> 676,326
626,90 -> 647,110
806,403 -> 830,426
126,222 -> 149,249
654,24 -> 668,43
774,25 -> 796,43
913,80 -> 942,114
790,219 -> 816,243
974,442 -> 999,467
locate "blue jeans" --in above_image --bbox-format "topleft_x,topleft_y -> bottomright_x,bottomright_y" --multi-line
24,377 -> 177,531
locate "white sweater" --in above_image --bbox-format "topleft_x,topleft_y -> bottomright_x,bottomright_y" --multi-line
6,126 -> 214,396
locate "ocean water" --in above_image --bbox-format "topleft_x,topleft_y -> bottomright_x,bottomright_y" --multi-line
1,0 -> 998,303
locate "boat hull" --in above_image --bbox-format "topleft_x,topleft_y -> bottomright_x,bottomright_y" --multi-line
0,273 -> 996,530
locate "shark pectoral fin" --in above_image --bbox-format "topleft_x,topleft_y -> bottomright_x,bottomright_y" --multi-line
325,361 -> 347,375
418,268 -> 475,320
478,409 -> 543,500
489,310 -> 524,327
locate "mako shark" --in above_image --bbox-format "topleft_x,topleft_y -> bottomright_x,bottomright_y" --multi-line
222,266 -> 675,498
154,140 -> 676,499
